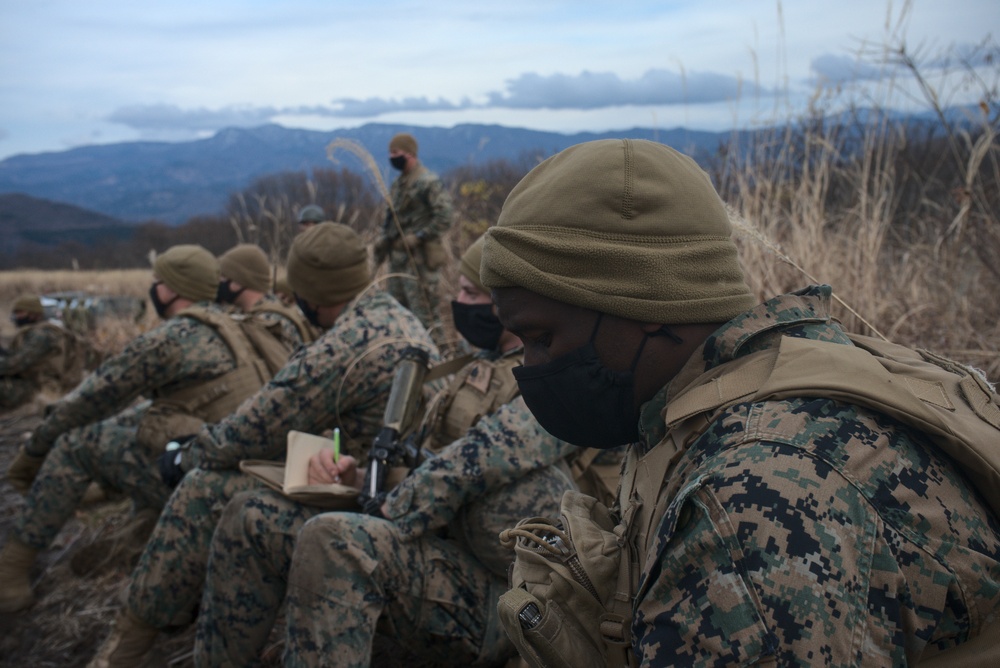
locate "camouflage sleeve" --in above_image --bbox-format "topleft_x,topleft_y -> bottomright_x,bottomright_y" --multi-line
383,395 -> 577,540
633,480 -> 778,667
29,318 -> 231,455
414,172 -> 454,240
0,326 -> 59,375
185,295 -> 437,470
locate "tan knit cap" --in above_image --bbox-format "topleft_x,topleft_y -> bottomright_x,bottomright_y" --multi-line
12,295 -> 43,315
459,235 -> 487,293
153,245 -> 220,302
481,139 -> 755,324
389,132 -> 418,156
219,244 -> 272,292
287,222 -> 371,306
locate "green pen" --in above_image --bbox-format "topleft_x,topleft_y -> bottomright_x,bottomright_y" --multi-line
333,428 -> 341,463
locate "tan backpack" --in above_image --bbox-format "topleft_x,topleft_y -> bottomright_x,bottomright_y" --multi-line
498,334 -> 1000,668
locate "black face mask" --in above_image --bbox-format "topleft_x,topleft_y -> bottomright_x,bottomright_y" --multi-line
11,315 -> 33,328
513,315 -> 658,449
295,294 -> 322,328
389,155 -> 407,171
149,282 -> 178,320
216,280 -> 245,305
451,301 -> 504,351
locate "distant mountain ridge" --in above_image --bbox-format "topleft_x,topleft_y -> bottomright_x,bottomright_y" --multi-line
0,123 -> 730,224
0,193 -> 132,256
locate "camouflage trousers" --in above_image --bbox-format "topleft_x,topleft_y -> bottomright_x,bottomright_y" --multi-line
284,510 -> 513,668
194,489 -> 324,667
125,468 -> 264,629
386,250 -> 444,346
14,403 -> 172,549
0,377 -> 36,410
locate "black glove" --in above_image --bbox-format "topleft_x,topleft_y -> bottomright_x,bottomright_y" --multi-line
157,435 -> 194,488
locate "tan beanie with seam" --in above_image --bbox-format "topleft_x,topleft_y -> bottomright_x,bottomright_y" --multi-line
153,245 -> 220,303
12,295 -> 44,315
481,139 -> 755,324
389,133 -> 418,156
219,244 -> 272,293
459,235 -> 488,294
287,222 -> 371,306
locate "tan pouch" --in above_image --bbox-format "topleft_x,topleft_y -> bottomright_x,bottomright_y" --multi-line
422,238 -> 448,270
135,404 -> 204,456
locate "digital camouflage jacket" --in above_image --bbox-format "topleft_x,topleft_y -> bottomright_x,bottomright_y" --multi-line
626,285 -> 1000,666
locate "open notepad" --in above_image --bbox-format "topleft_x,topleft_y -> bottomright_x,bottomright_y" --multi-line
239,430 -> 361,510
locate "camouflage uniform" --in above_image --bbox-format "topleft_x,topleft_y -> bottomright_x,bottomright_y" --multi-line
625,286 -> 1000,666
194,351 -> 578,667
0,320 -> 72,409
383,164 -> 455,339
12,303 -> 242,551
122,289 -> 439,633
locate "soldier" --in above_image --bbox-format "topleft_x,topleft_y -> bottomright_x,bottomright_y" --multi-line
86,223 -> 440,667
480,139 -> 1000,665
374,132 -> 455,346
295,203 -> 325,231
216,243 -> 317,348
0,295 -> 81,410
192,235 -> 578,666
0,245 -> 273,614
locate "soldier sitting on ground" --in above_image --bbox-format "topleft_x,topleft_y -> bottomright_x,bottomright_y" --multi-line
216,243 -> 317,348
190,235 -> 580,667
0,245 -> 276,614
86,223 -> 441,667
0,295 -> 86,412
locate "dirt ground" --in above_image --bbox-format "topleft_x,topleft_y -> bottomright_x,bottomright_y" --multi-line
0,401 -> 220,667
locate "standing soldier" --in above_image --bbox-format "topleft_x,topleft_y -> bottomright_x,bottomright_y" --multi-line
216,243 -> 317,348
374,132 -> 454,346
0,295 -> 83,410
86,223 -> 440,667
0,245 -> 273,614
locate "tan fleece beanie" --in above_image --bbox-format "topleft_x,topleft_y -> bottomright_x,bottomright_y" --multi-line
459,235 -> 488,293
389,132 -> 418,156
219,244 -> 272,292
481,139 -> 755,324
287,222 -> 371,306
154,245 -> 220,303
12,295 -> 44,315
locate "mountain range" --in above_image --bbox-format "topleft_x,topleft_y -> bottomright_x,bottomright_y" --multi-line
0,123 -> 731,225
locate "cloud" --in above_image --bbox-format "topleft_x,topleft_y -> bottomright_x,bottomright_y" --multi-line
107,67 -> 769,135
812,42 -> 997,84
106,104 -> 279,132
810,55 -> 884,83
325,96 -> 473,118
489,69 -> 756,109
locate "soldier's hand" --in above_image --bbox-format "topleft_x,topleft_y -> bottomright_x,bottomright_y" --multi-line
7,447 -> 46,495
157,436 -> 195,489
308,449 -> 360,489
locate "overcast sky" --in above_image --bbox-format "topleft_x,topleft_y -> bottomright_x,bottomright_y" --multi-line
0,0 -> 996,160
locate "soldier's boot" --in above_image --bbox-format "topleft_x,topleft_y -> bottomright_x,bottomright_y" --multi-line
0,537 -> 38,613
87,610 -> 158,668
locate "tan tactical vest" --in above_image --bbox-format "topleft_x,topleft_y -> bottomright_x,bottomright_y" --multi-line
249,299 -> 318,345
135,306 -> 274,453
420,351 -> 523,452
619,333 -> 1000,666
10,321 -> 86,393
